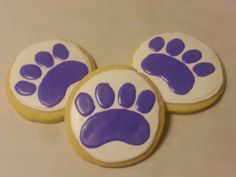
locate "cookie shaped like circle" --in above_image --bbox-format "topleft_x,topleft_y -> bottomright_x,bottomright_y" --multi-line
132,33 -> 225,113
65,66 -> 165,167
6,40 -> 96,123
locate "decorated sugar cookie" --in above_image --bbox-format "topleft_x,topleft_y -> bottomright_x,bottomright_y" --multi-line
132,33 -> 225,113
6,40 -> 96,123
65,66 -> 165,167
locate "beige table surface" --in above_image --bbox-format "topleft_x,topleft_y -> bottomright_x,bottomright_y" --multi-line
0,0 -> 235,176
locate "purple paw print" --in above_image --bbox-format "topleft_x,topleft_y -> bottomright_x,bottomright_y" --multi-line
141,37 -> 215,95
15,43 -> 88,107
75,83 -> 156,148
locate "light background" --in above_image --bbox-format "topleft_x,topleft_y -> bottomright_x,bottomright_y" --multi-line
0,0 -> 235,176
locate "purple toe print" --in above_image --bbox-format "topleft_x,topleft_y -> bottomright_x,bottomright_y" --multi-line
15,42 -> 89,107
193,62 -> 215,77
166,39 -> 185,56
149,37 -> 165,52
75,93 -> 95,116
136,90 -> 156,113
35,51 -> 54,67
15,81 -> 36,96
118,83 -> 136,108
53,43 -> 69,60
20,64 -> 42,80
141,37 -> 216,95
182,49 -> 202,63
95,83 -> 115,109
75,83 -> 156,148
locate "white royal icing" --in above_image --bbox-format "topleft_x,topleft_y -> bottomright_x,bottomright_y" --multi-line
70,69 -> 161,163
9,40 -> 93,111
132,33 -> 224,104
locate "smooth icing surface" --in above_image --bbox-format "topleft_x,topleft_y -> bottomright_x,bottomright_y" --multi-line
15,81 -> 36,96
9,40 -> 93,111
77,83 -> 154,149
38,61 -> 88,107
136,90 -> 156,113
118,83 -> 136,108
20,64 -> 42,80
35,51 -> 54,67
75,93 -> 95,117
166,38 -> 185,56
142,53 -> 195,95
70,69 -> 161,163
133,33 -> 224,104
80,109 -> 150,148
95,83 -> 115,109
53,43 -> 69,59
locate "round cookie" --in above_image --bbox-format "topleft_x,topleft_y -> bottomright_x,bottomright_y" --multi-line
6,40 -> 96,123
65,66 -> 165,167
132,33 -> 225,113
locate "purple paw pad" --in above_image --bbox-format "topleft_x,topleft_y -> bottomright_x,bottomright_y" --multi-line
38,61 -> 88,107
15,81 -> 36,96
20,64 -> 42,80
35,51 -> 54,68
182,49 -> 202,63
142,37 -> 216,95
136,90 -> 156,113
166,38 -> 185,56
75,83 -> 156,148
95,83 -> 115,109
118,83 -> 136,108
193,62 -> 215,77
75,93 -> 95,117
15,43 -> 89,108
149,36 -> 165,52
142,53 -> 195,95
53,43 -> 69,60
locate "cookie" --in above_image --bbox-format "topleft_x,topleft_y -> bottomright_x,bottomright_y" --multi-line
6,40 -> 96,123
132,33 -> 225,113
65,66 -> 165,167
